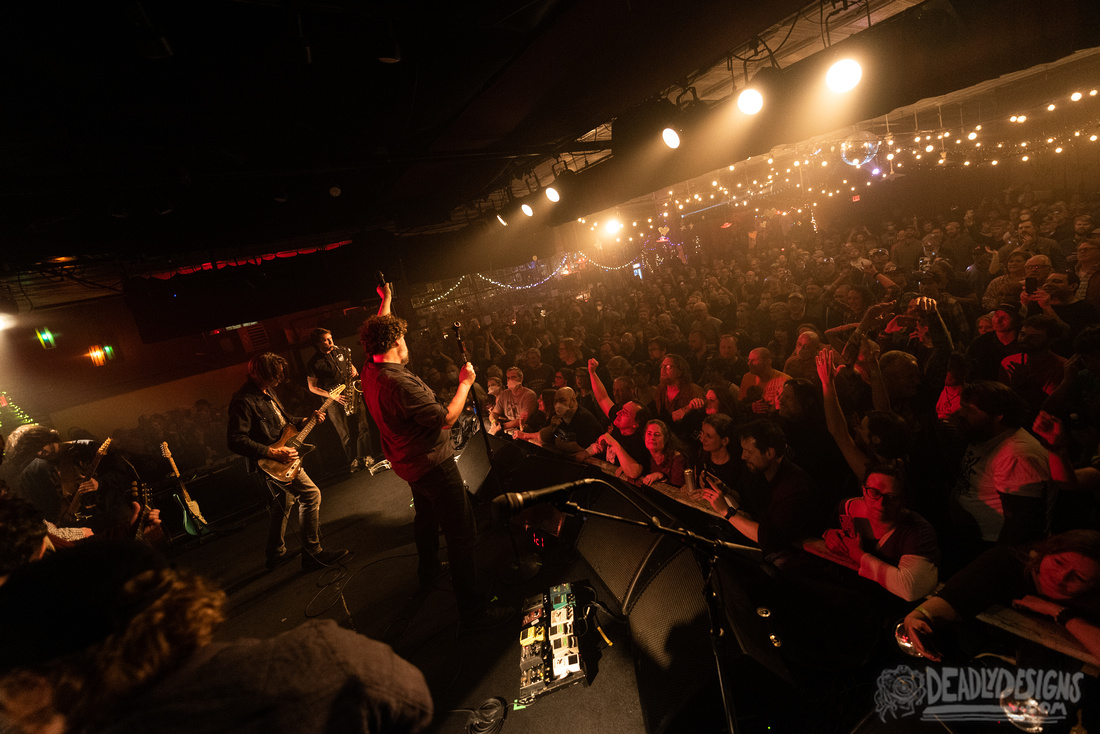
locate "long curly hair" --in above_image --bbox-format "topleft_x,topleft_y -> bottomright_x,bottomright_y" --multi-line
2,425 -> 61,476
0,566 -> 226,732
359,314 -> 407,356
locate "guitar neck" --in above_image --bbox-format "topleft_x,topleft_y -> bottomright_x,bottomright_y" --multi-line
292,394 -> 338,444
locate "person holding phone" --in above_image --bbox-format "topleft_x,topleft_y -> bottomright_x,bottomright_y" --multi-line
821,464 -> 939,601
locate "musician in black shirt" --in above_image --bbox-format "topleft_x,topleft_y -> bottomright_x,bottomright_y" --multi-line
306,328 -> 374,472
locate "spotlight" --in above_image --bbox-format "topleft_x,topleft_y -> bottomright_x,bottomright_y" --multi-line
662,127 -> 681,149
521,203 -> 534,217
826,59 -> 862,93
545,167 -> 576,203
545,188 -> 560,202
496,213 -> 508,226
737,89 -> 763,115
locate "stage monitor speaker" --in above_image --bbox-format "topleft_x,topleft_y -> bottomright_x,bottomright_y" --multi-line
627,547 -> 795,734
574,482 -> 676,617
456,429 -> 518,501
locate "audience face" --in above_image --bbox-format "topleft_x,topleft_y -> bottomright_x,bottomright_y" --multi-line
718,336 -> 739,360
1037,552 -> 1100,602
658,357 -> 680,385
746,349 -> 771,376
553,371 -> 567,388
698,422 -> 728,455
1025,256 -> 1052,283
1017,324 -> 1051,354
863,472 -> 904,526
687,332 -> 705,354
644,423 -> 667,454
613,403 -> 641,435
506,369 -> 522,391
1078,238 -> 1100,270
526,349 -> 541,368
991,309 -> 1016,334
612,378 -> 633,405
976,315 -> 994,335
777,383 -> 802,419
704,389 -> 722,415
740,437 -> 776,474
793,332 -> 821,359
1042,273 -> 1075,302
648,342 -> 664,362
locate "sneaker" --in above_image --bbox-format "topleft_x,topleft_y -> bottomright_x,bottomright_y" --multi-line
302,548 -> 350,571
459,602 -> 517,632
362,456 -> 376,469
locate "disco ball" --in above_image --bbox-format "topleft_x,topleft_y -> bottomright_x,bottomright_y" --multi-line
841,131 -> 881,167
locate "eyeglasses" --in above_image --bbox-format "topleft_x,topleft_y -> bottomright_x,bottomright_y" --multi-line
863,484 -> 902,503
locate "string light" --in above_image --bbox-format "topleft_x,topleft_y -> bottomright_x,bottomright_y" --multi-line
476,255 -> 568,290
428,275 -> 469,304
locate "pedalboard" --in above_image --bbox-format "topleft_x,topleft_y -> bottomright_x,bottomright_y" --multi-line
517,582 -> 586,702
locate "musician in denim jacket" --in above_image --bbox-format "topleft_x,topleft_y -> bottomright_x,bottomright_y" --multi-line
227,353 -> 348,571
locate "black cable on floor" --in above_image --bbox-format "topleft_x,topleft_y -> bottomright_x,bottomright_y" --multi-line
450,697 -> 507,734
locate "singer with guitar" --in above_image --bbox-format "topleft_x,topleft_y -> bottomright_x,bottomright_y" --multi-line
360,279 -> 511,629
227,352 -> 349,572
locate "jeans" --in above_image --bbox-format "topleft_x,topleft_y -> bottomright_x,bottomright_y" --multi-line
265,469 -> 323,559
408,458 -> 480,615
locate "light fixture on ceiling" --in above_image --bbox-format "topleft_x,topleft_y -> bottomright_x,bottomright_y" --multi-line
826,58 -> 862,93
737,62 -> 782,116
661,128 -> 681,149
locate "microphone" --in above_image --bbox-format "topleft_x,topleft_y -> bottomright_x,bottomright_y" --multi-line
492,478 -> 599,515
376,270 -> 393,298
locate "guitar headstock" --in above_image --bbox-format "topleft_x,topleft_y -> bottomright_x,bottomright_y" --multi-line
97,437 -> 112,456
330,384 -> 346,398
160,441 -> 172,459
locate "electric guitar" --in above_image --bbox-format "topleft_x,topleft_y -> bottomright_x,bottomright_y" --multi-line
58,437 -> 111,523
133,479 -> 168,549
160,442 -> 210,536
257,384 -> 345,484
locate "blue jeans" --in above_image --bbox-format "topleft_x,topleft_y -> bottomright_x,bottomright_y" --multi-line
265,469 -> 323,559
408,459 -> 480,615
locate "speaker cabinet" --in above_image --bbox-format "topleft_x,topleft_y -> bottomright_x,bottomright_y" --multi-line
626,547 -> 795,734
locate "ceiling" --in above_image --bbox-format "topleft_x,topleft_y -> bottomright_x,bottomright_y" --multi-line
2,0 -> 1099,287
1,0 -> 817,266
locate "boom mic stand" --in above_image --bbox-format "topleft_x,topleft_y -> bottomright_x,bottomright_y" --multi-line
451,322 -> 541,582
554,478 -> 762,734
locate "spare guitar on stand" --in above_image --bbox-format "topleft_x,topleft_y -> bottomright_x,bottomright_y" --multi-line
161,442 -> 210,537
258,384 -> 345,483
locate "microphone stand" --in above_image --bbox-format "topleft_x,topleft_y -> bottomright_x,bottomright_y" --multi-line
451,322 -> 541,583
556,478 -> 762,734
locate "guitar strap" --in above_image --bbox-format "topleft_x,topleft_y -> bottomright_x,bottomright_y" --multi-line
264,389 -> 290,428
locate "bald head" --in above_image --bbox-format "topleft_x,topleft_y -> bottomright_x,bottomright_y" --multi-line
747,348 -> 774,376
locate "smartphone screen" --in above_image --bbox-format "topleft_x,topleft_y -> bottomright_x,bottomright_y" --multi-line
1025,277 -> 1038,294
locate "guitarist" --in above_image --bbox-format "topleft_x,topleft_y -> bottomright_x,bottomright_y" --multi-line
227,352 -> 349,572
3,425 -> 94,533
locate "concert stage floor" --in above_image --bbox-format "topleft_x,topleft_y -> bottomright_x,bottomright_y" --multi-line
167,463 -> 651,734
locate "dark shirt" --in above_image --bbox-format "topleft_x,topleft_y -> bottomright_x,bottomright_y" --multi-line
305,348 -> 353,392
605,405 -> 649,467
544,406 -> 604,450
362,361 -> 452,483
226,381 -> 303,473
523,363 -> 556,394
740,458 -> 827,558
17,458 -> 62,522
966,331 -> 1022,382
98,619 -> 433,734
1024,300 -> 1100,357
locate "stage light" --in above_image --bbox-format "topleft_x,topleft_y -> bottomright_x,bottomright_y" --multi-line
36,328 -> 56,349
661,127 -> 680,149
521,203 -> 533,217
497,213 -> 508,226
605,219 -> 622,235
826,59 -> 862,93
545,187 -> 560,202
737,89 -> 763,115
968,132 -> 977,140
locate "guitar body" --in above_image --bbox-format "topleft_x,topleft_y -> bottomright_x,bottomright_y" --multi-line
256,384 -> 341,484
257,424 -> 316,484
159,442 -> 210,537
173,494 -> 210,536
134,482 -> 169,551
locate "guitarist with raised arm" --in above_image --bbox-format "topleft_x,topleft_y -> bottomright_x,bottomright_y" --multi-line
227,352 -> 349,572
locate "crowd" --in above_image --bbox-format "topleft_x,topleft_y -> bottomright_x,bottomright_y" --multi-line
408,185 -> 1100,663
